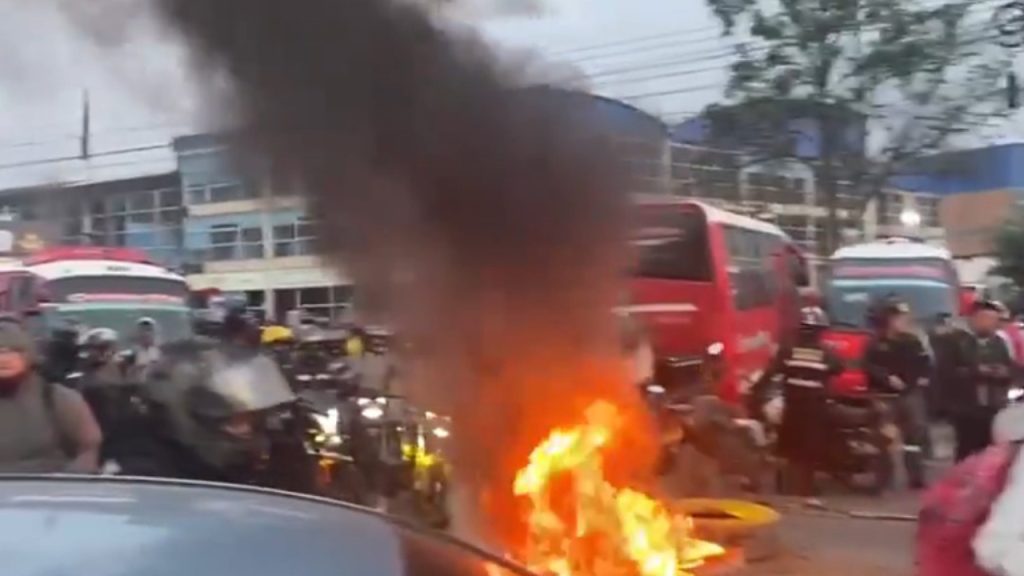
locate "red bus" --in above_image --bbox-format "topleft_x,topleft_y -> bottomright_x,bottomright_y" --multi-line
625,197 -> 807,404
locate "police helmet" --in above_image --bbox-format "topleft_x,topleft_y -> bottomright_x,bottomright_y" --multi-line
867,295 -> 909,329
799,306 -> 829,329
261,325 -> 295,346
80,327 -> 119,349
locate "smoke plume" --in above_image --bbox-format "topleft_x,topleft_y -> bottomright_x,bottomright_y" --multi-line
145,0 -> 654,546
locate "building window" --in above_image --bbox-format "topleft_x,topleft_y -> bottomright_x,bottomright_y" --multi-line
204,223 -> 264,261
273,217 -> 317,258
186,180 -> 257,205
274,284 -> 354,323
917,195 -> 940,227
66,186 -> 185,264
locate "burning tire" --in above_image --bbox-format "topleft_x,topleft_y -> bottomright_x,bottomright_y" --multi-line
672,499 -> 781,564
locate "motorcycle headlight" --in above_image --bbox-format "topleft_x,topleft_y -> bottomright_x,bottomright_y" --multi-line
361,405 -> 384,420
432,426 -> 450,439
645,384 -> 666,395
313,408 -> 340,433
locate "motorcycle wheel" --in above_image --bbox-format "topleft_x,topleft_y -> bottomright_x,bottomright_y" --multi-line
425,477 -> 451,530
333,466 -> 376,507
832,436 -> 894,496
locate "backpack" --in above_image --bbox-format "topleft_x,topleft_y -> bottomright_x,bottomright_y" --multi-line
917,443 -> 1020,576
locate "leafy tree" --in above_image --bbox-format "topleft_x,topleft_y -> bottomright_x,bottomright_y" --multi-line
701,0 -> 1009,254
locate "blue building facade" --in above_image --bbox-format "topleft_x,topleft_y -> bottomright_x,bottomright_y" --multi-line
171,134 -> 348,321
889,143 -> 1024,195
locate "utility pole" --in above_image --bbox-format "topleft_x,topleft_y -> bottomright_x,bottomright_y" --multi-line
997,1 -> 1024,108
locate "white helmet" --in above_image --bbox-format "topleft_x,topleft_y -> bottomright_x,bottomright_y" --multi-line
800,306 -> 829,329
79,327 -> 119,348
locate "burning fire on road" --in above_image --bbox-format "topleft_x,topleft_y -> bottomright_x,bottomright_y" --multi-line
514,401 -> 724,576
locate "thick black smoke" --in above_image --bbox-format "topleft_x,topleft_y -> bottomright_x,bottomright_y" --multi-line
147,0 -> 651,545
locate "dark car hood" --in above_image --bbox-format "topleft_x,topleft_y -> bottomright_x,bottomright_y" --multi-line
0,476 -> 526,576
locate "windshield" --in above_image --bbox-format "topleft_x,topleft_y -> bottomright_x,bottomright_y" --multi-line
46,275 -> 189,304
825,279 -> 956,329
41,304 -> 193,345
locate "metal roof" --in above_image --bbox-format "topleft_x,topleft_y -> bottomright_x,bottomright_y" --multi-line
832,238 -> 951,260
632,195 -> 788,237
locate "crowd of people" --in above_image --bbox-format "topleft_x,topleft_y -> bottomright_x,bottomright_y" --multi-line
0,307 -> 392,486
766,297 -> 1020,497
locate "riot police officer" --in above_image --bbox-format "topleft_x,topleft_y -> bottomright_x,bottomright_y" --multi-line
764,306 -> 844,496
142,339 -> 298,484
862,299 -> 931,489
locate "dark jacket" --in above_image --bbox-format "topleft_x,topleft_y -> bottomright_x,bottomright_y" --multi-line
763,335 -> 844,463
943,329 -> 1015,415
863,332 -> 932,395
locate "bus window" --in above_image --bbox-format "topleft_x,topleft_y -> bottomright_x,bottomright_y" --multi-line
632,210 -> 712,281
725,226 -> 778,310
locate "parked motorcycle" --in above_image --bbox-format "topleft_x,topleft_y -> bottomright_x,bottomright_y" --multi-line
819,394 -> 896,495
401,410 -> 452,529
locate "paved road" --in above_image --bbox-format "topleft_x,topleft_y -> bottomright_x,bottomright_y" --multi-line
664,423 -> 958,575
730,423 -> 959,575
741,494 -> 917,575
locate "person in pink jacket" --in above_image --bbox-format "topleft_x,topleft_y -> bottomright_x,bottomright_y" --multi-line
973,403 -> 1024,576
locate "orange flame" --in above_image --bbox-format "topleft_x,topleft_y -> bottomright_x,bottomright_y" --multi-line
513,401 -> 724,576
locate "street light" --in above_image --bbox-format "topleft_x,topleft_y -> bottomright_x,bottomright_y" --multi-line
899,208 -> 922,228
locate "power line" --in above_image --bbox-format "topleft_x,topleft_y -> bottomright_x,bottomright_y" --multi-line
595,63 -> 729,87
561,20 -> 998,92
565,34 -> 736,65
586,27 -> 1001,99
0,143 -> 171,171
556,0 -> 1004,70
0,122 -> 193,152
548,27 -> 725,57
612,83 -> 725,102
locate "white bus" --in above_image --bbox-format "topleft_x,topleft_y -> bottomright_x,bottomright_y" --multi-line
0,246 -> 193,343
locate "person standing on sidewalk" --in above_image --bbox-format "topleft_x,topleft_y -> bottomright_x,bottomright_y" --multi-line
862,299 -> 931,489
947,300 -> 1016,461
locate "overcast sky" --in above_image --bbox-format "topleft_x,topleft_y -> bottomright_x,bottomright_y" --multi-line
0,0 -> 1019,189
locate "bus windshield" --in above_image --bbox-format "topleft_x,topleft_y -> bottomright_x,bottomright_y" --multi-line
44,275 -> 189,304
42,304 -> 193,345
632,209 -> 712,281
825,258 -> 956,328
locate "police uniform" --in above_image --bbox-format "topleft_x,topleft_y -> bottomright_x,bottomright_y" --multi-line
770,337 -> 844,467
863,329 -> 931,487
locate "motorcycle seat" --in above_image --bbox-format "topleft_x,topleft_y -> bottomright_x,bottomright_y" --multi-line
826,401 -> 877,427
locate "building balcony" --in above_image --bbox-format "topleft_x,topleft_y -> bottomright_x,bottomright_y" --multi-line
186,195 -> 305,217
185,254 -> 350,292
